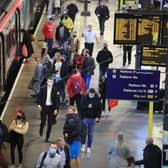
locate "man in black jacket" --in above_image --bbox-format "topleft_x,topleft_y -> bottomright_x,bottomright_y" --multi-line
37,76 -> 60,142
80,88 -> 102,154
96,43 -> 113,80
63,106 -> 81,168
95,2 -> 110,35
135,137 -> 161,168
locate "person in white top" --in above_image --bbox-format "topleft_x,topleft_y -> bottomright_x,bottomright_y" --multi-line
82,24 -> 98,56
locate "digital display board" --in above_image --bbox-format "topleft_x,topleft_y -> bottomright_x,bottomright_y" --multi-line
114,14 -> 137,44
141,46 -> 168,66
137,15 -> 160,45
162,16 -> 168,45
106,69 -> 160,101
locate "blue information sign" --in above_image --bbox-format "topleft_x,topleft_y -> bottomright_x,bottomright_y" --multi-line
106,69 -> 160,101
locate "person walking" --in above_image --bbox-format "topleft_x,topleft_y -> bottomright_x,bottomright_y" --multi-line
56,138 -> 70,168
123,45 -> 132,66
9,110 -> 29,168
108,132 -> 131,168
63,106 -> 81,168
82,24 -> 98,56
37,76 -> 60,142
80,88 -> 102,154
95,1 -> 110,35
82,49 -> 95,91
135,137 -> 161,168
96,43 -> 113,80
42,17 -> 55,53
35,143 -> 62,168
67,69 -> 86,114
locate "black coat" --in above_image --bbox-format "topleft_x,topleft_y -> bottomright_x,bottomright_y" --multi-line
55,25 -> 70,42
82,56 -> 95,74
95,5 -> 110,19
37,84 -> 60,109
96,48 -> 113,68
80,94 -> 102,119
63,113 -> 81,144
135,144 -> 161,168
67,3 -> 78,21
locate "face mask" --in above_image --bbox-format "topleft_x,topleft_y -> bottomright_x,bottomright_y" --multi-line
88,29 -> 91,31
89,94 -> 94,98
55,75 -> 60,78
48,148 -> 57,157
17,116 -> 22,120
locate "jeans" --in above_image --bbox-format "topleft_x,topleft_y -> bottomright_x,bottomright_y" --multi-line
45,38 -> 53,53
99,66 -> 107,81
82,72 -> 92,91
82,118 -> 95,148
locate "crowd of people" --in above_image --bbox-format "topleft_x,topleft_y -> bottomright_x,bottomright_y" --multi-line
4,0 -> 162,168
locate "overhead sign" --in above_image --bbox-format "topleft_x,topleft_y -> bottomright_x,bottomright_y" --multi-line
106,69 -> 160,101
141,46 -> 168,66
114,13 -> 137,44
137,15 -> 160,45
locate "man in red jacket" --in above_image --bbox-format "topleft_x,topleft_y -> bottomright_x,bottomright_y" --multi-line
42,17 -> 55,53
67,69 -> 86,116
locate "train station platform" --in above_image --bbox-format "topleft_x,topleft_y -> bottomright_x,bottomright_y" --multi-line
1,0 -> 163,167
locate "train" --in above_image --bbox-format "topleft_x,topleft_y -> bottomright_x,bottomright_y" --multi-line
0,0 -> 45,112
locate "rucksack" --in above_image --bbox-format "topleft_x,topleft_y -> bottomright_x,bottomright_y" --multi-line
72,79 -> 81,95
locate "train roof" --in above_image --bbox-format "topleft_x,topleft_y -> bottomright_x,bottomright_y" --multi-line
0,0 -> 23,31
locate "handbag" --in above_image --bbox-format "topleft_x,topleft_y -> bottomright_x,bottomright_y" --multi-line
108,99 -> 118,109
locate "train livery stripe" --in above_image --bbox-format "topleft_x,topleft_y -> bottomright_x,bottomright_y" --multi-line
0,5 -> 45,121
0,0 -> 23,31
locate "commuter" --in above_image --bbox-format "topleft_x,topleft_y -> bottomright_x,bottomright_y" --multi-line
35,143 -> 62,168
123,45 -> 132,66
37,76 -> 60,142
9,110 -> 29,168
75,49 -> 85,72
80,88 -> 102,154
55,21 -> 70,48
42,17 -> 55,53
82,24 -> 98,56
45,0 -> 49,13
53,52 -> 62,73
56,138 -> 70,168
62,14 -> 74,32
66,2 -> 79,23
54,0 -> 61,16
135,137 -> 161,168
63,106 -> 81,168
95,1 -> 110,35
82,49 -> 95,91
96,43 -> 113,80
108,132 -> 131,168
67,69 -> 86,114
31,58 -> 44,98
68,31 -> 80,54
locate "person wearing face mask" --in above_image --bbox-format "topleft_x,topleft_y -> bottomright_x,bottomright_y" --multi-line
9,110 -> 29,168
96,43 -> 113,81
37,76 -> 60,142
80,88 -> 102,154
35,143 -> 62,168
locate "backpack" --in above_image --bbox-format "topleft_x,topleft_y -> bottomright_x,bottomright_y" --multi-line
72,79 -> 81,95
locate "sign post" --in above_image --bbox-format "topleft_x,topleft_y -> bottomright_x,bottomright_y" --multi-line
81,0 -> 90,16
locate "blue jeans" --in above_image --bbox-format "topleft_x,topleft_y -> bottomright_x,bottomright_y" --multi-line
99,66 -> 107,81
82,118 -> 95,148
45,38 -> 53,53
82,72 -> 91,91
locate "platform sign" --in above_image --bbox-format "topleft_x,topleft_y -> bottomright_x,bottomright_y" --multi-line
141,46 -> 168,67
106,69 -> 160,101
137,15 -> 160,45
162,16 -> 168,45
114,13 -> 137,44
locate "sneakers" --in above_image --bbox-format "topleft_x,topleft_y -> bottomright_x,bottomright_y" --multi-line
81,144 -> 86,152
17,164 -> 22,168
87,147 -> 91,154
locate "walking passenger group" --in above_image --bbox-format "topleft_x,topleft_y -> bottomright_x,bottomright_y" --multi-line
6,0 -> 161,168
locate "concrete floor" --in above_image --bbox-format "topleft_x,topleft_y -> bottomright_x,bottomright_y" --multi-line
1,0 -> 163,167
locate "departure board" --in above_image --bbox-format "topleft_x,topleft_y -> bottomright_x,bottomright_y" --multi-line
137,15 -> 160,45
141,46 -> 168,66
162,16 -> 168,45
114,14 -> 137,44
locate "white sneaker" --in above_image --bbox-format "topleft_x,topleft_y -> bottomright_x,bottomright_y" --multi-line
9,165 -> 15,168
81,144 -> 86,152
17,164 -> 22,168
87,147 -> 91,154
